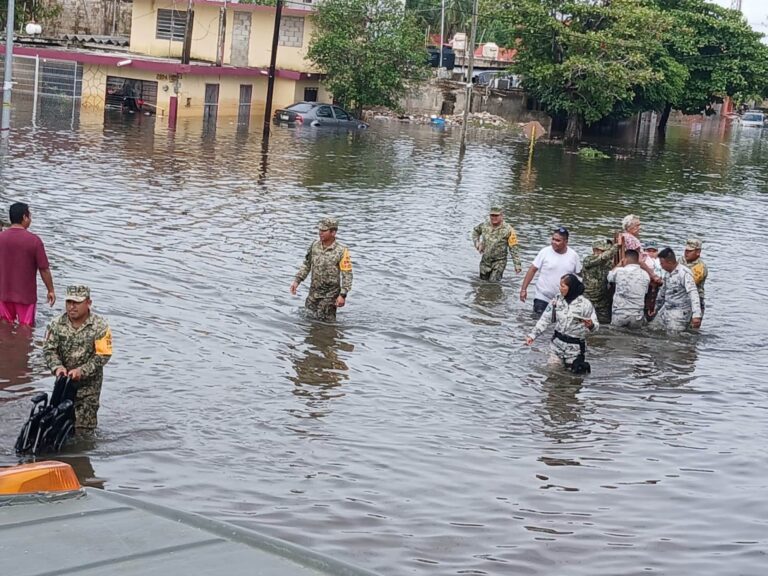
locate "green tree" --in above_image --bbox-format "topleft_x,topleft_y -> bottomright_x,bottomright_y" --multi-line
653,0 -> 768,133
308,0 -> 430,117
494,0 -> 679,143
0,0 -> 61,30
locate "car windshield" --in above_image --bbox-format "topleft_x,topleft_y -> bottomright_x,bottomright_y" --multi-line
743,113 -> 763,122
286,103 -> 314,113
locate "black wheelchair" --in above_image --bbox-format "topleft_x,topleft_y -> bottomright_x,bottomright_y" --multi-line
15,375 -> 77,456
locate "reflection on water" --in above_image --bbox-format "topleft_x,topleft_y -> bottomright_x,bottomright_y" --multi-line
0,323 -> 36,390
288,320 -> 353,419
0,112 -> 766,576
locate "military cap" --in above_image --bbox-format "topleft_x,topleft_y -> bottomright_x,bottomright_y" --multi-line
318,217 -> 338,231
643,240 -> 659,251
489,206 -> 503,215
592,238 -> 612,251
65,285 -> 90,302
685,238 -> 702,251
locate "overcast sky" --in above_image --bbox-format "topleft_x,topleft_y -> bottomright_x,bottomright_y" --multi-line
711,0 -> 768,37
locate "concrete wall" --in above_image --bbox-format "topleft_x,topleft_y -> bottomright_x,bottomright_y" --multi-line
44,0 -> 132,37
402,81 -> 551,126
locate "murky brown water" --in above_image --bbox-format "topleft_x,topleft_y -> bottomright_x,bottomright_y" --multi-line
1,108 -> 767,575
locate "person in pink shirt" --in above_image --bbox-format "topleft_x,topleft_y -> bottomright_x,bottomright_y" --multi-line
0,202 -> 56,325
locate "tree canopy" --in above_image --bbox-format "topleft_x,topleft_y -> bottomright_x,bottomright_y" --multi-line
308,0 -> 429,117
476,0 -> 768,142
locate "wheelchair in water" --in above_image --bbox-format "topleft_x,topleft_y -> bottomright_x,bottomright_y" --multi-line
15,375 -> 77,456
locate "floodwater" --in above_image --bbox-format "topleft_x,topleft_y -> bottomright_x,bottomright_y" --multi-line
1,108 -> 767,575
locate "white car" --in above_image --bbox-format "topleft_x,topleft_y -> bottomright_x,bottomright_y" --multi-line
740,110 -> 765,128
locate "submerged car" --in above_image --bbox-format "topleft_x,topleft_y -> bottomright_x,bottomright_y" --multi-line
740,110 -> 765,128
273,102 -> 368,129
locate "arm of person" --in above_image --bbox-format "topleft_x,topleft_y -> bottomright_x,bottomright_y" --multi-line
607,268 -> 618,284
75,325 -> 113,380
583,303 -> 599,332
507,229 -> 522,272
43,322 -> 67,376
685,272 -> 702,327
472,223 -> 483,250
39,268 -> 56,306
290,245 -> 313,294
337,248 -> 353,308
519,265 -> 538,302
525,300 -> 554,344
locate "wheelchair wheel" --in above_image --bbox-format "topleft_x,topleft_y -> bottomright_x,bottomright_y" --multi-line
53,421 -> 74,452
14,421 -> 32,454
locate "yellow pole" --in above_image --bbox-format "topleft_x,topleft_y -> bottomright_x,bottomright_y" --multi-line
527,125 -> 536,173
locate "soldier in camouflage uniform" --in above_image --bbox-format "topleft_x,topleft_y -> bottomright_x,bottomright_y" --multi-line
680,238 -> 708,317
582,238 -> 619,324
472,206 -> 522,281
290,218 -> 353,321
43,285 -> 112,431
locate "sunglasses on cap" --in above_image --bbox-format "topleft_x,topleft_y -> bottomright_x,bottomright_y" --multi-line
553,226 -> 569,237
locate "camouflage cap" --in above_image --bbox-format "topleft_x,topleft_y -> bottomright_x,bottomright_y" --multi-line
65,285 -> 90,302
489,205 -> 503,215
643,240 -> 659,251
685,238 -> 702,251
318,217 -> 338,231
592,238 -> 612,251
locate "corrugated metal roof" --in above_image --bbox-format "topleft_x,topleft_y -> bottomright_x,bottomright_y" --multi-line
62,34 -> 129,47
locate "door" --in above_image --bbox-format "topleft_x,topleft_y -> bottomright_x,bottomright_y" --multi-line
314,104 -> 335,127
203,83 -> 219,123
238,84 -> 252,126
332,105 -> 353,127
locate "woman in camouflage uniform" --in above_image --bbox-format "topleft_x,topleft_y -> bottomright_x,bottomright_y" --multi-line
525,274 -> 599,371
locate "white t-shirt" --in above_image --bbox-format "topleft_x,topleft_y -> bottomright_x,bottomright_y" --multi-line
532,246 -> 582,302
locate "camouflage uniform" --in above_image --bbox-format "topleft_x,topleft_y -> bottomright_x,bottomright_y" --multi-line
654,265 -> 701,332
582,240 -> 618,324
607,263 -> 650,328
471,215 -> 521,281
680,240 -> 707,313
528,294 -> 599,364
294,219 -> 353,321
43,286 -> 112,430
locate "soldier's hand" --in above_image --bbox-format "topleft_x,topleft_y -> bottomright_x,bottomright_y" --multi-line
515,267 -> 521,274
525,336 -> 534,346
47,290 -> 56,306
583,319 -> 594,329
68,367 -> 83,380
335,295 -> 346,308
290,281 -> 298,295
691,317 -> 702,329
55,366 -> 67,378
519,288 -> 527,302
475,242 -> 484,253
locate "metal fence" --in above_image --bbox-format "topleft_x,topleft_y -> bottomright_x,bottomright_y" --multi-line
1,54 -> 83,127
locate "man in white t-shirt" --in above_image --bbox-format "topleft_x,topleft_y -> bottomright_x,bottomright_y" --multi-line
519,226 -> 582,317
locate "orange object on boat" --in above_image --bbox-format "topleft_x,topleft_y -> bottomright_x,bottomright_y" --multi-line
0,461 -> 81,495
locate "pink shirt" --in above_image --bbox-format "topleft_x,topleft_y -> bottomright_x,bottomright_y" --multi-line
621,232 -> 651,266
0,227 -> 50,304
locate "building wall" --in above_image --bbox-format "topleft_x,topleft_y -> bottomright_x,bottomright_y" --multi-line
130,0 -> 319,72
79,63 -> 313,118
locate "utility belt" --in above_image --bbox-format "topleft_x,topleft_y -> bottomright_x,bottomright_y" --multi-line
552,331 -> 586,355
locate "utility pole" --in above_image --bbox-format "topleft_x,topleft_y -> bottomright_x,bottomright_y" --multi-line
438,0 -> 445,69
730,0 -> 742,11
262,0 -> 283,141
459,0 -> 478,152
216,0 -> 228,66
181,0 -> 194,65
2,0 -> 15,133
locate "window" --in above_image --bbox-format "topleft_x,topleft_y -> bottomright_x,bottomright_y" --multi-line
303,87 -> 318,102
333,107 -> 350,121
316,106 -> 333,118
288,103 -> 314,113
156,9 -> 188,42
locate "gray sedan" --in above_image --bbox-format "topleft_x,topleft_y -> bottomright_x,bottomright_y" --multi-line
273,102 -> 368,129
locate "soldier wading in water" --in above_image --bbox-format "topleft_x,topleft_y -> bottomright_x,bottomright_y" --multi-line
472,206 -> 522,281
290,218 -> 353,321
43,285 -> 113,431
